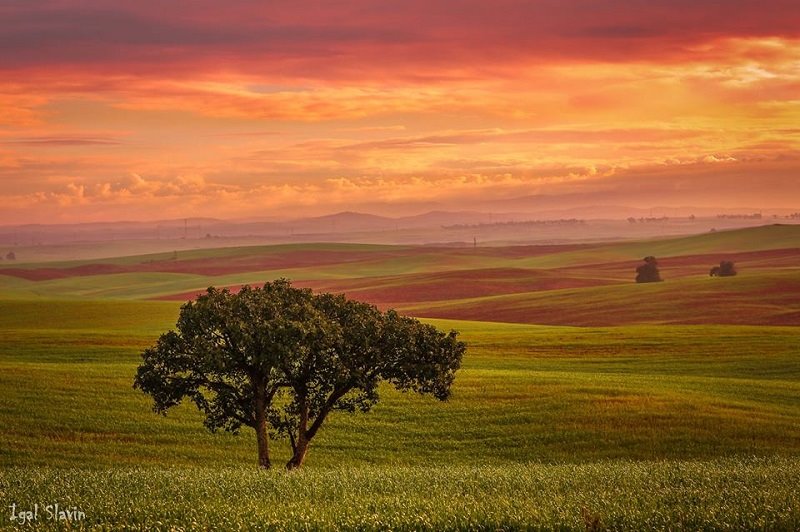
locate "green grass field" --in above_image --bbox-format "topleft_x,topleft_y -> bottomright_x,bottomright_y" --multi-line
1,225 -> 799,529
4,459 -> 800,530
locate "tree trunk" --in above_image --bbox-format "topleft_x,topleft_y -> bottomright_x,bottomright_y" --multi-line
255,422 -> 270,469
284,387 -> 349,470
254,396 -> 271,469
286,398 -> 309,470
286,434 -> 309,470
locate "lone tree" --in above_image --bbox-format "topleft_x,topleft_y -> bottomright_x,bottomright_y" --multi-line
635,256 -> 662,283
710,261 -> 737,277
5,251 -> 15,261
134,280 -> 465,470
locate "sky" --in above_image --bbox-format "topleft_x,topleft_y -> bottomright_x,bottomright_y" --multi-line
1,0 -> 799,224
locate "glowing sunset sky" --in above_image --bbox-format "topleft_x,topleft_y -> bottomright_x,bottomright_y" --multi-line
1,0 -> 799,223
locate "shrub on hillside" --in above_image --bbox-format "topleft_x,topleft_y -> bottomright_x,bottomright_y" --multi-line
710,261 -> 737,277
635,256 -> 662,283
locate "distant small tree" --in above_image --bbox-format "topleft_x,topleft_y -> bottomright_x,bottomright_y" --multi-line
5,251 -> 15,261
710,261 -> 737,277
635,256 -> 662,283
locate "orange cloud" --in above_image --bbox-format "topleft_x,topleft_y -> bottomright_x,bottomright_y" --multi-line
0,1 -> 799,223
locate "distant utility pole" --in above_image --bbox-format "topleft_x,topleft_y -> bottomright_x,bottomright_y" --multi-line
473,236 -> 477,249
183,219 -> 188,239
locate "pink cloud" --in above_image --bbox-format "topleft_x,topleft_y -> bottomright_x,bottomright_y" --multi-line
1,1 -> 799,81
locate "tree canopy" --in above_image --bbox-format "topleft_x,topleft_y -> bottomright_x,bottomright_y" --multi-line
134,279 -> 465,469
710,261 -> 737,277
635,256 -> 663,283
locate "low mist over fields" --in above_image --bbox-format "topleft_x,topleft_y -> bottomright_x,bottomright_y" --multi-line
1,208 -> 797,262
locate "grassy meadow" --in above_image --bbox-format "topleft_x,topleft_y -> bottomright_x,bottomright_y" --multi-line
0,225 -> 799,529
4,459 -> 800,530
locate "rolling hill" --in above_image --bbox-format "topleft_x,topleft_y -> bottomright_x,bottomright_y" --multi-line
0,224 -> 797,325
1,224 -> 799,529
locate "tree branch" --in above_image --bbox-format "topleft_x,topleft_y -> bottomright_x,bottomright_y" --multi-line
204,380 -> 256,426
306,383 -> 354,441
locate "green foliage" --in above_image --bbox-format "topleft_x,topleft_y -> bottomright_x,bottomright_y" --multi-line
270,293 -> 464,467
133,281 -> 465,468
134,282 -> 324,433
381,310 -> 463,400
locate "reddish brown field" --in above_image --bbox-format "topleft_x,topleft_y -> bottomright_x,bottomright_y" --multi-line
0,243 -> 597,282
0,263 -> 129,281
3,233 -> 798,327
297,268 -> 615,304
0,248 -> 418,280
7,245 -> 794,284
401,272 -> 800,326
154,268 -> 615,305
